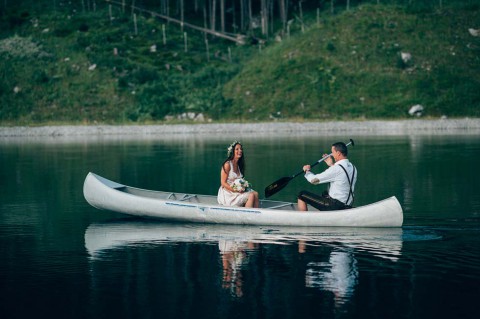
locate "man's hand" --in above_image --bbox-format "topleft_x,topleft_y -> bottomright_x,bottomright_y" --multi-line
324,153 -> 334,166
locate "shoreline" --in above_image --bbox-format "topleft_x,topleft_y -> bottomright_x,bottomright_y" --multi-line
1,118 -> 480,137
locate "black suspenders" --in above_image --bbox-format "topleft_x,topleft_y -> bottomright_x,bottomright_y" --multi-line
338,164 -> 356,206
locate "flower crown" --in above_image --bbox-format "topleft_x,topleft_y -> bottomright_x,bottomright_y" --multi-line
227,140 -> 240,157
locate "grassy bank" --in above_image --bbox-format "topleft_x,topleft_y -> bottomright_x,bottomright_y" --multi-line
1,1 -> 479,124
223,3 -> 480,120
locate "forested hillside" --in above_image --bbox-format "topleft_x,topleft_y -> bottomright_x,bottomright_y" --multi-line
1,0 -> 479,124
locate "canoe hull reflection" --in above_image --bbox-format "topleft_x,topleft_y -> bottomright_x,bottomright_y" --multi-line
85,220 -> 403,261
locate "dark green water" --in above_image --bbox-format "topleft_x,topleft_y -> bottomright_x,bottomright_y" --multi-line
1,134 -> 479,319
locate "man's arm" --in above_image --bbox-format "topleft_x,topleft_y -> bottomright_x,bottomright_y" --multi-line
304,171 -> 320,184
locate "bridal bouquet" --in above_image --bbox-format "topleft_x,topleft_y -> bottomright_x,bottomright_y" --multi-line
231,178 -> 251,192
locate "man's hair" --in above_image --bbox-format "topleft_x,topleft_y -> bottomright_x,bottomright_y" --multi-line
332,142 -> 348,156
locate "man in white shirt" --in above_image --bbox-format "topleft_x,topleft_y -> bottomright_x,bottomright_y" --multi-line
297,142 -> 357,211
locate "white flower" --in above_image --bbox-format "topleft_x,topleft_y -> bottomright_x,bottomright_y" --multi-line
227,140 -> 240,157
231,178 -> 250,192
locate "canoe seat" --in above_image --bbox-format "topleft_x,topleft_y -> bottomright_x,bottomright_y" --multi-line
166,193 -> 198,202
180,194 -> 197,201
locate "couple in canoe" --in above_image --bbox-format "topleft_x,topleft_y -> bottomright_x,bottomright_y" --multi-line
217,140 -> 357,211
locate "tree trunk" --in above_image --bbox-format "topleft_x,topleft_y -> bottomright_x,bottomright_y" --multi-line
180,0 -> 184,30
220,0 -> 225,33
299,0 -> 304,32
285,0 -> 289,25
160,0 -> 166,15
279,0 -> 286,34
203,4 -> 208,35
261,0 -> 267,36
211,0 -> 216,31
232,0 -> 236,33
269,0 -> 274,36
248,0 -> 252,31
240,0 -> 245,31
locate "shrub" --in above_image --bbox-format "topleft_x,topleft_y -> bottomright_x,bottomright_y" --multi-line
0,35 -> 51,59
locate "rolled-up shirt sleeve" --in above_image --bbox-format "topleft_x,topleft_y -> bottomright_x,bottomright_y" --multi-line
304,166 -> 337,185
304,171 -> 320,184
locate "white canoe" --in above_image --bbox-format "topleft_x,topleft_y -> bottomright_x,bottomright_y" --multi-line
83,172 -> 403,227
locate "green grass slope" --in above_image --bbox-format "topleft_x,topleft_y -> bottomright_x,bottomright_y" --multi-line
0,2 -> 479,124
223,4 -> 480,120
0,4 -> 249,124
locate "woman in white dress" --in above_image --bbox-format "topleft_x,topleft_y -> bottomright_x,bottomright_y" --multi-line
217,141 -> 259,208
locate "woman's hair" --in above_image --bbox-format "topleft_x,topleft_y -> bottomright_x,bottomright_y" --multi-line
222,141 -> 246,175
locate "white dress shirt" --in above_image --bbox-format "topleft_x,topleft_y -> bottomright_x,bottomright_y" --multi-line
304,159 -> 357,205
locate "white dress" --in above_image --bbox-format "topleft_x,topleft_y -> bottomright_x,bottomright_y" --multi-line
217,161 -> 252,206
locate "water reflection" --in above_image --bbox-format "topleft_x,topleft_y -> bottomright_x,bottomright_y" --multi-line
219,241 -> 258,298
305,249 -> 357,306
219,241 -> 359,301
85,220 -> 403,258
85,220 -> 403,302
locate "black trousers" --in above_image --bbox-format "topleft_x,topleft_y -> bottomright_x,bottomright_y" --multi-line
297,190 -> 349,211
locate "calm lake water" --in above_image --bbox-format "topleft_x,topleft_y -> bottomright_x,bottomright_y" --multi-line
1,133 -> 479,319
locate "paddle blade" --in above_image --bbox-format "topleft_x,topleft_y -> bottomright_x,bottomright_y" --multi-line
264,176 -> 293,198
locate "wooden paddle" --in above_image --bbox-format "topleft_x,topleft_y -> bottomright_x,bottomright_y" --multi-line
264,139 -> 355,198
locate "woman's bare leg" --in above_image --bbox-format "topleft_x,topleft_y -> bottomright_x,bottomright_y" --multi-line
245,191 -> 259,208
